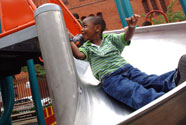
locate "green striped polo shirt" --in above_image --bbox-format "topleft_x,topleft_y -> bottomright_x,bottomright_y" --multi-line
79,33 -> 130,81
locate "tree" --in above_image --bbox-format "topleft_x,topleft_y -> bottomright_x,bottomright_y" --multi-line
152,0 -> 186,24
21,64 -> 46,77
142,0 -> 186,25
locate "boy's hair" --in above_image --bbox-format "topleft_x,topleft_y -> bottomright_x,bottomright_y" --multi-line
142,21 -> 152,26
88,14 -> 95,17
87,16 -> 106,34
96,12 -> 103,17
72,12 -> 79,19
81,16 -> 86,21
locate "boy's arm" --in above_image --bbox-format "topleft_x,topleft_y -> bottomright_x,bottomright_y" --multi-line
124,14 -> 140,41
68,31 -> 85,59
70,41 -> 86,60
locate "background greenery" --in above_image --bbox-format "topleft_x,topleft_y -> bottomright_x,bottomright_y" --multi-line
142,0 -> 186,24
21,64 -> 46,76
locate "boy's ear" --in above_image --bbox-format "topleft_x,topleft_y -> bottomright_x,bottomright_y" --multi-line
95,24 -> 101,32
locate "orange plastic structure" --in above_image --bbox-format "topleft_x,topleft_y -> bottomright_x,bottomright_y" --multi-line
0,0 -> 35,37
0,0 -> 82,38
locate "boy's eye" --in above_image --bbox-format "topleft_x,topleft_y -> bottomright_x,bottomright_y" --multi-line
83,25 -> 87,28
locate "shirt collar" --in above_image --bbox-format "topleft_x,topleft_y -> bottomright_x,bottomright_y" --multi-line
85,33 -> 108,46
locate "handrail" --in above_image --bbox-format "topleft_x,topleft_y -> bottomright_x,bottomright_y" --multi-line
145,10 -> 169,23
55,0 -> 82,30
27,0 -> 37,11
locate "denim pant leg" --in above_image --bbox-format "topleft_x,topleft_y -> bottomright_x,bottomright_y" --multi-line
102,66 -> 164,110
123,64 -> 177,92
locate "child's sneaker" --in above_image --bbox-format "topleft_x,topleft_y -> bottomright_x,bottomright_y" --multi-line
176,54 -> 186,85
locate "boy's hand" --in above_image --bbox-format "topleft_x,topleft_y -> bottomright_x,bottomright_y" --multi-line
68,30 -> 74,39
125,14 -> 140,28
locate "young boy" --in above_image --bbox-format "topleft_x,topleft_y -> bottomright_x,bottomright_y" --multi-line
69,15 -> 186,110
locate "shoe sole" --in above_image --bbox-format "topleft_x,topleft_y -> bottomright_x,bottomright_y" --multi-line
178,54 -> 186,85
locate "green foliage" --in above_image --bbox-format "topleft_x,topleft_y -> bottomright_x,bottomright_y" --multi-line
21,64 -> 46,76
12,110 -> 20,114
30,107 -> 35,111
34,64 -> 46,76
143,0 -> 186,25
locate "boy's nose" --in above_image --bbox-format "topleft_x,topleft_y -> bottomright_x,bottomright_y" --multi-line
81,29 -> 84,33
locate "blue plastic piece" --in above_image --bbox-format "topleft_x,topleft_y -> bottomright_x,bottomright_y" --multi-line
120,0 -> 134,18
115,0 -> 134,27
115,0 -> 127,27
180,0 -> 186,15
27,59 -> 46,125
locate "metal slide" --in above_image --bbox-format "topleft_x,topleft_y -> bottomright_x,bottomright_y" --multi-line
74,22 -> 186,125
34,4 -> 186,125
78,22 -> 186,125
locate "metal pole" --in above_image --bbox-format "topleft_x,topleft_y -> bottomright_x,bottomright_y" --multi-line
179,0 -> 186,15
0,76 -> 14,125
34,4 -> 78,125
27,59 -> 45,125
120,0 -> 134,17
115,0 -> 127,27
115,0 -> 134,27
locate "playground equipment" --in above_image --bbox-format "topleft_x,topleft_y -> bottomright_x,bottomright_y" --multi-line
35,4 -> 186,125
115,0 -> 186,27
145,10 -> 169,25
180,0 -> 186,15
115,0 -> 134,27
0,0 -> 186,125
0,0 -> 81,124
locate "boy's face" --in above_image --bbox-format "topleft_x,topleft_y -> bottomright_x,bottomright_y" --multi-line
81,18 -> 98,41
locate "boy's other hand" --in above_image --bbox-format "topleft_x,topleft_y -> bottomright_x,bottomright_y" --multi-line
125,14 -> 140,28
68,30 -> 74,39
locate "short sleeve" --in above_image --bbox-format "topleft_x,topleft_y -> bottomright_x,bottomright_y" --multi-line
110,33 -> 130,52
79,46 -> 89,62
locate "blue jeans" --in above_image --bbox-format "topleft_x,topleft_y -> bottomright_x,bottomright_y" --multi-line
102,64 -> 177,109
